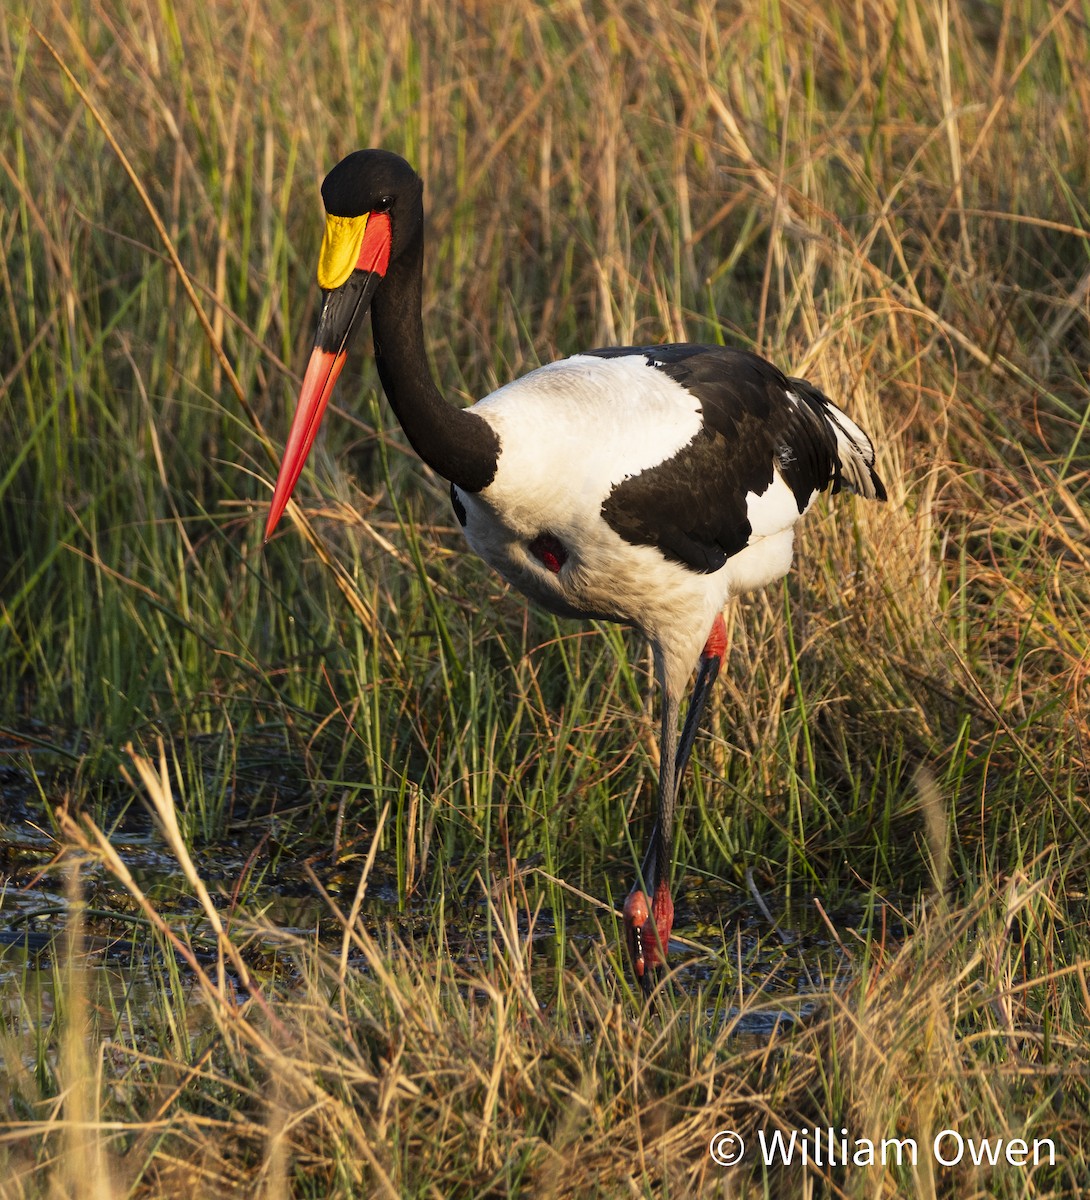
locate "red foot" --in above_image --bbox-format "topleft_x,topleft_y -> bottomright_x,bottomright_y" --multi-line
623,881 -> 674,979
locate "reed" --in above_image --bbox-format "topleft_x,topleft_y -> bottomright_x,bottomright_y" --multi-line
1,0 -> 1087,1194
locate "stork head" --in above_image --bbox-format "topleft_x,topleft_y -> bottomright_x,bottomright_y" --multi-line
264,150 -> 423,539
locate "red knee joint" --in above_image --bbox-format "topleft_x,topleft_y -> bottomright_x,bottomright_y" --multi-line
703,612 -> 728,662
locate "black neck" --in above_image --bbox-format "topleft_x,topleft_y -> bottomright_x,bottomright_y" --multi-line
370,218 -> 499,492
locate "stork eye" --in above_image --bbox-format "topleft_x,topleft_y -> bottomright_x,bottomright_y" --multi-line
372,195 -> 393,213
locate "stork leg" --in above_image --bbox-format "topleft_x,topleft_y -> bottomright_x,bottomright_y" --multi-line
624,612 -> 728,998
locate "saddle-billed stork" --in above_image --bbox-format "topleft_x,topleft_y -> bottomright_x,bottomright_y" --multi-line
264,149 -> 886,999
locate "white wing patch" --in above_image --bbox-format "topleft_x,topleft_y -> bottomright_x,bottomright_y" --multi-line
469,354 -> 705,531
744,469 -> 812,539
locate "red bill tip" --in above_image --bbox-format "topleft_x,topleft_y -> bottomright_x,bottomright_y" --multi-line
264,347 -> 346,540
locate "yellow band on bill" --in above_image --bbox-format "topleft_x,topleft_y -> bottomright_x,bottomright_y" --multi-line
317,213 -> 370,291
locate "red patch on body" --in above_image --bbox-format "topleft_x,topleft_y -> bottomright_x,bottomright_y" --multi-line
528,532 -> 567,574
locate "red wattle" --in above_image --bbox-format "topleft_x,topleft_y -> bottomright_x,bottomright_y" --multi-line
356,212 -> 392,276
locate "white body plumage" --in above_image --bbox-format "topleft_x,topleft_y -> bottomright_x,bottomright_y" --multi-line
453,352 -> 877,694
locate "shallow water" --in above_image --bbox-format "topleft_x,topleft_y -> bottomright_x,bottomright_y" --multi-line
0,764 -> 895,1045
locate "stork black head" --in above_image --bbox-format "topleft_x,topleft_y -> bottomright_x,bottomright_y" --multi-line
321,149 -> 421,215
314,151 -> 424,286
264,150 -> 423,538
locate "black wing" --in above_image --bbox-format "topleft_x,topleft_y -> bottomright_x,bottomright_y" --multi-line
586,344 -> 884,574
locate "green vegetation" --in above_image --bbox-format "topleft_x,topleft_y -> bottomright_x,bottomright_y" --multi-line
1,0 -> 1088,1195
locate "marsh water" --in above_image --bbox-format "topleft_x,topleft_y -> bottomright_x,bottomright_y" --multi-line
0,759 -> 878,1044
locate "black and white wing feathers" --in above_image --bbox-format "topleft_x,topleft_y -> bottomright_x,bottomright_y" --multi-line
586,344 -> 884,574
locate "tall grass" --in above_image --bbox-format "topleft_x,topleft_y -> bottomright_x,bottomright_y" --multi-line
1,0 -> 1088,1194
